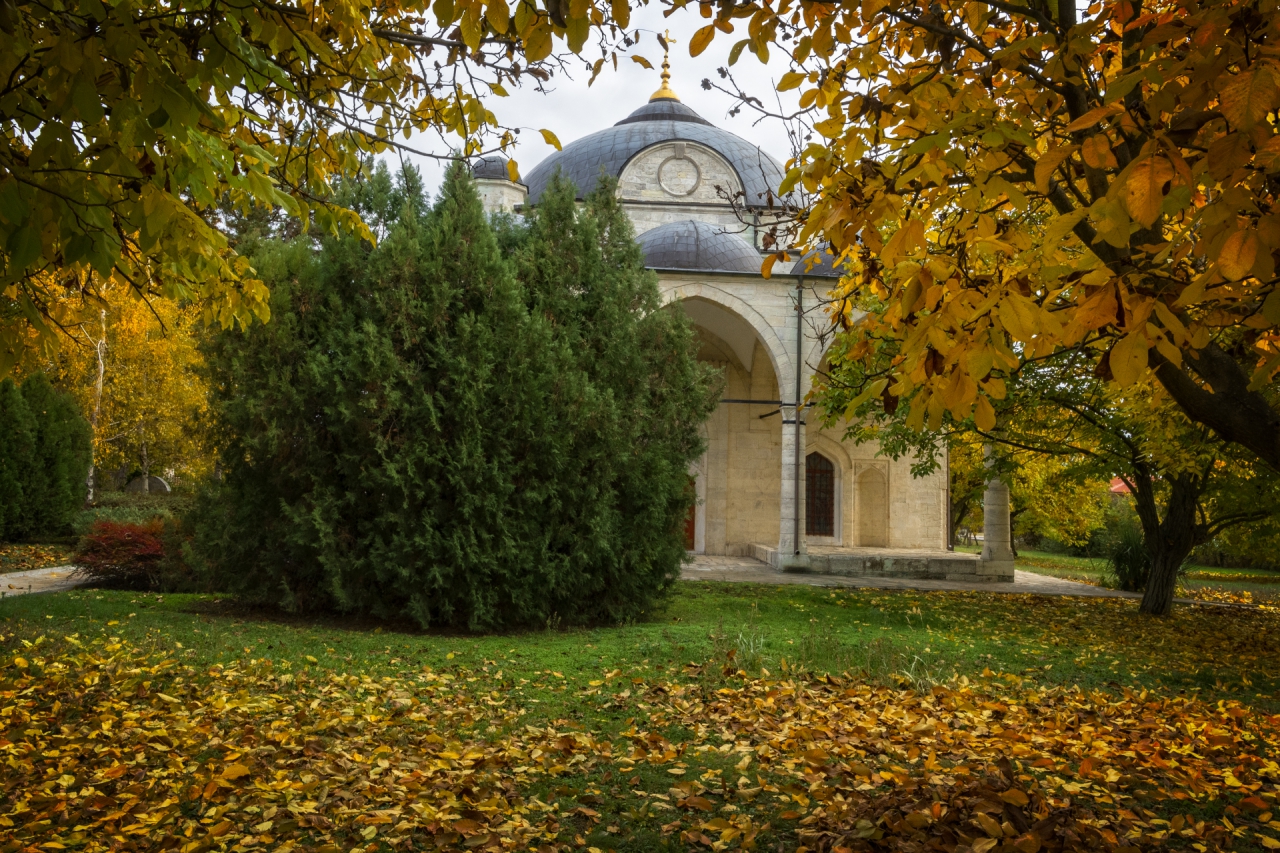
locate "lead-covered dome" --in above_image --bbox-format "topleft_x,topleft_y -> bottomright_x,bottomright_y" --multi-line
524,101 -> 790,207
638,220 -> 763,274
470,154 -> 515,181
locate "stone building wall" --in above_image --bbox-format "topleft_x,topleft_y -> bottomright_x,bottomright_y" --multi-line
660,273 -> 948,555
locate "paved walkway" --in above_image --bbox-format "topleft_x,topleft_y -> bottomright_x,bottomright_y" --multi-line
683,554 -> 1142,599
0,566 -> 85,598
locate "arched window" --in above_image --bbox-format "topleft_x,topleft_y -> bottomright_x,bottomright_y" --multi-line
806,452 -> 835,537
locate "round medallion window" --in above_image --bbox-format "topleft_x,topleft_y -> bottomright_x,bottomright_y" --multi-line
658,156 -> 701,196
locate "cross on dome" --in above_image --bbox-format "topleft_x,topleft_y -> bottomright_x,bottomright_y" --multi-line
649,30 -> 680,102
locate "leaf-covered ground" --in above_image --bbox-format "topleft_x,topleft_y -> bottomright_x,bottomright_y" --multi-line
0,542 -> 73,575
3,582 -> 1280,852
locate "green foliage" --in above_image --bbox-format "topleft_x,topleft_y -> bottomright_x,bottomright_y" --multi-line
1099,504 -> 1153,593
193,163 -> 717,631
0,374 -> 91,540
0,379 -> 36,540
19,374 -> 93,536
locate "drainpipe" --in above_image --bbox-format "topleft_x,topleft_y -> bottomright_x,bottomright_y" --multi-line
794,277 -> 804,556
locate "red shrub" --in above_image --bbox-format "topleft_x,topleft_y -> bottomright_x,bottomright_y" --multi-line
74,520 -> 167,589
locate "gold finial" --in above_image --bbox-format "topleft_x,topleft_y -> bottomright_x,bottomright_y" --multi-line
649,30 -> 680,102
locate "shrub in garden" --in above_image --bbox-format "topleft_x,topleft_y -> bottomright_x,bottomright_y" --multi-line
73,520 -> 166,589
0,374 -> 92,540
193,163 -> 718,630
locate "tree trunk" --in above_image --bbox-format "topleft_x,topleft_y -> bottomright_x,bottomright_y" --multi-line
1151,345 -> 1280,473
85,308 -> 107,505
141,435 -> 150,495
1131,472 -> 1203,616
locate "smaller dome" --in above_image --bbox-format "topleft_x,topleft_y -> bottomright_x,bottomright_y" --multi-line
637,220 -> 763,274
792,244 -> 845,278
471,155 -> 516,182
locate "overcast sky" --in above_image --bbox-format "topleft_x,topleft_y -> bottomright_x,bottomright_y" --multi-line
393,7 -> 803,194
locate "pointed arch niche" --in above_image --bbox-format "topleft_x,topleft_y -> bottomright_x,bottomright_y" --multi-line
856,463 -> 889,547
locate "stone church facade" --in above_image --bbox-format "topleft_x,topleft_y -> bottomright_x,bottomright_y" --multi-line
473,68 -> 1012,581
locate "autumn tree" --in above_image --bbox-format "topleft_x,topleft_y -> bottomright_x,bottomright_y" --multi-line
820,332 -> 1279,615
947,432 -> 1108,549
691,0 -> 1280,469
0,0 -> 636,376
41,295 -> 211,493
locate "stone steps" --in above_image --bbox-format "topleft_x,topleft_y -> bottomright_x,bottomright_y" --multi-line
750,544 -> 1014,583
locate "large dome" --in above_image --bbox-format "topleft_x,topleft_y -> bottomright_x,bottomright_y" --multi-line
637,220 -> 763,274
524,100 -> 790,207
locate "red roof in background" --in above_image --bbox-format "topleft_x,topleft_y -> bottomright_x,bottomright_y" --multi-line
1109,477 -> 1131,494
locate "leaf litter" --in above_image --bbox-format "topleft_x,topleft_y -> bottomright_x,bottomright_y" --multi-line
3,631 -> 1280,853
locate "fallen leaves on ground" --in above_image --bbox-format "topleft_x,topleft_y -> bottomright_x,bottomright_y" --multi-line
1178,585 -> 1280,611
4,634 -> 1280,853
0,543 -> 73,575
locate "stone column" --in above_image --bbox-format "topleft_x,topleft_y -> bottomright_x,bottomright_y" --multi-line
777,406 -> 797,556
979,466 -> 1016,580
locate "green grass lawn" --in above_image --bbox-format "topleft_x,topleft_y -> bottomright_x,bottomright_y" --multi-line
5,580 -> 1280,852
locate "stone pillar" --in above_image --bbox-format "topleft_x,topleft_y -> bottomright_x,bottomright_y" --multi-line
777,407 -> 810,570
979,466 -> 1016,580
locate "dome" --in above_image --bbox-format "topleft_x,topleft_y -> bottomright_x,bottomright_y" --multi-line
524,101 -> 791,207
792,244 -> 845,278
637,220 -> 763,274
471,154 -> 516,182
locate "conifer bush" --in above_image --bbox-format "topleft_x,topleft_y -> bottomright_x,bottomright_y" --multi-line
0,374 -> 92,541
194,164 -> 718,630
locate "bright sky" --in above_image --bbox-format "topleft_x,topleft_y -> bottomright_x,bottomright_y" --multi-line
395,6 -> 802,194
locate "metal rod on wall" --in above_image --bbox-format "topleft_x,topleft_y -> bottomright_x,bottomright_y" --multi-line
794,277 -> 804,556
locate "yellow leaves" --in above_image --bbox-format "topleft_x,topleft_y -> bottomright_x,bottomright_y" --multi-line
538,129 -> 562,151
629,55 -> 653,69
1081,135 -> 1117,170
689,24 -> 717,57
974,395 -> 997,431
1108,332 -> 1150,387
975,812 -> 1004,837
1064,103 -> 1123,133
881,219 -> 925,267
609,0 -> 628,28
999,788 -> 1030,806
1219,63 -> 1280,131
778,71 -> 807,91
1119,155 -> 1175,227
13,656 -> 28,668
484,0 -> 509,34
1034,144 -> 1078,194
221,763 -> 252,780
996,295 -> 1040,343
1219,229 -> 1261,281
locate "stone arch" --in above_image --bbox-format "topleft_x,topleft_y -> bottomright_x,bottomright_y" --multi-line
856,465 -> 889,548
660,282 -> 795,400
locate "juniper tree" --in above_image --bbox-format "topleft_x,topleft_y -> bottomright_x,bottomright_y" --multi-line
195,163 -> 715,630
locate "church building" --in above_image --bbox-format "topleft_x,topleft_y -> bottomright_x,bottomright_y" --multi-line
472,59 -> 1013,581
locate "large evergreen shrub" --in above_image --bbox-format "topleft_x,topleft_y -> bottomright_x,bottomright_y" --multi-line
0,374 -> 91,540
194,163 -> 717,630
20,373 -> 93,536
